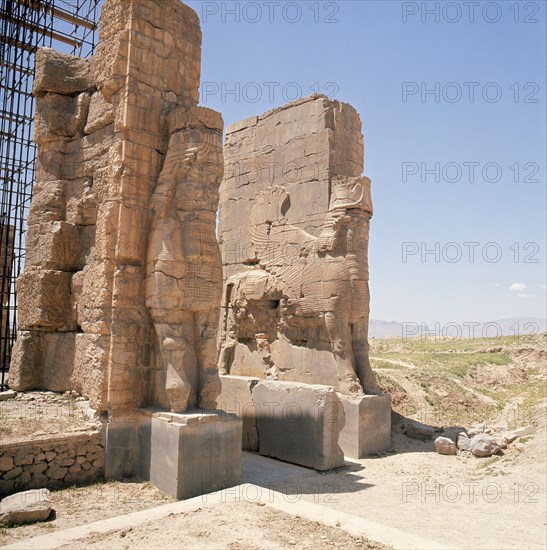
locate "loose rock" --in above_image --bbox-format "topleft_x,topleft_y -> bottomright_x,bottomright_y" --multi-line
504,425 -> 536,444
470,433 -> 501,457
457,433 -> 472,452
467,422 -> 486,437
0,489 -> 52,525
405,420 -> 436,440
0,390 -> 17,401
435,436 -> 457,455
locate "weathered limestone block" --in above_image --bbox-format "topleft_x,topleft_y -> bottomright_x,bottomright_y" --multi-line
84,92 -> 114,134
9,331 -> 75,391
78,225 -> 97,267
34,333 -> 76,391
35,139 -> 83,182
17,271 -> 75,331
34,92 -> 90,143
338,394 -> 392,458
73,333 -> 109,411
33,48 -> 93,96
25,221 -> 81,271
65,178 -> 97,226
146,410 -> 242,500
7,332 -> 38,389
80,125 -> 116,175
28,180 -> 65,223
92,0 -> 201,107
252,381 -> 345,470
216,375 -> 260,451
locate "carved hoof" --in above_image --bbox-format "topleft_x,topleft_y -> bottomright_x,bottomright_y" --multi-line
198,375 -> 221,410
165,366 -> 191,413
166,390 -> 190,413
364,384 -> 382,396
198,393 -> 218,410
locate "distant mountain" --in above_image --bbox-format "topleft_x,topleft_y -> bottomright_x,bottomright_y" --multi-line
368,319 -> 416,338
369,317 -> 547,339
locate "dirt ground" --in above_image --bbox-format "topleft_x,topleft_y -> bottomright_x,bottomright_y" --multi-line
0,391 -> 101,443
58,502 -> 388,550
0,481 -> 388,549
2,416 -> 544,549
0,481 -> 170,545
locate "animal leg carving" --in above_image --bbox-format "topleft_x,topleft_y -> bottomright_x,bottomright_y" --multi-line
351,320 -> 381,395
324,311 -> 363,395
154,317 -> 198,412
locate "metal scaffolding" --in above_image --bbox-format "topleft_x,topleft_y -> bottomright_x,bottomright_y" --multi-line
0,0 -> 99,389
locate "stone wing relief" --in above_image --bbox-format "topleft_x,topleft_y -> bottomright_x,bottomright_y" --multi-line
218,177 -> 380,395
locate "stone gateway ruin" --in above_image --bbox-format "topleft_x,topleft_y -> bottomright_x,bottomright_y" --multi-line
218,97 -> 380,396
217,98 -> 391,465
6,0 -> 390,498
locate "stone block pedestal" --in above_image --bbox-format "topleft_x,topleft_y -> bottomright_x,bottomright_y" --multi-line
144,409 -> 242,500
216,375 -> 391,466
338,394 -> 391,458
252,381 -> 345,471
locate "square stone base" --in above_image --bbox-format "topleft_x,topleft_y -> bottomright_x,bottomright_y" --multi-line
145,409 -> 242,500
338,394 -> 391,458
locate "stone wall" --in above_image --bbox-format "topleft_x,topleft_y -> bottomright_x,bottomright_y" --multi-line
0,431 -> 104,497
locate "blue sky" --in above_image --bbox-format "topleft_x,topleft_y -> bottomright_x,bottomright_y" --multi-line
182,0 -> 546,326
58,0 -> 544,327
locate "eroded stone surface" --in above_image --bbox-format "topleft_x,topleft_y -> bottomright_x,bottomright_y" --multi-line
9,0 -> 223,417
217,96 -> 379,396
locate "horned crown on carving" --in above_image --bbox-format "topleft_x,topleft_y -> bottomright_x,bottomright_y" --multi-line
329,176 -> 372,214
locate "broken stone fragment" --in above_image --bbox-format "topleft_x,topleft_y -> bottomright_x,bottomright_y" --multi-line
504,425 -> 536,443
0,489 -> 53,525
405,420 -> 436,440
470,433 -> 501,457
435,436 -> 457,455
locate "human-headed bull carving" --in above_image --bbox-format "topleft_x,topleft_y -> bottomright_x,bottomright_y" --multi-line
218,178 -> 380,395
